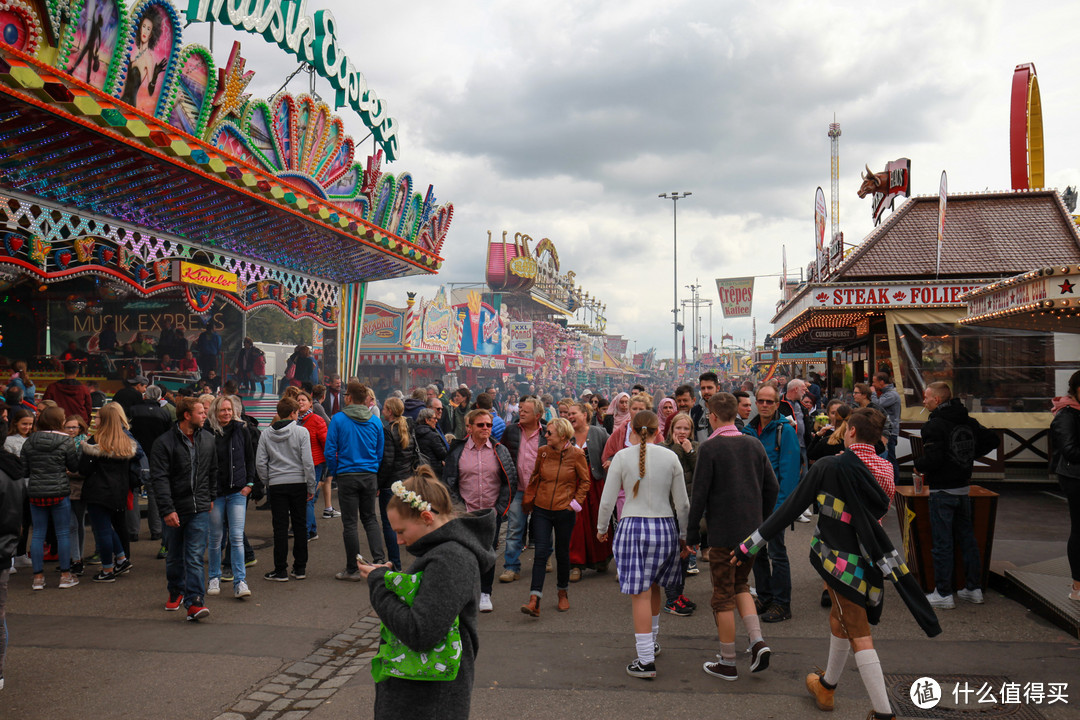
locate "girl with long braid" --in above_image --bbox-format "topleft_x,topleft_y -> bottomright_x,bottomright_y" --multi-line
596,411 -> 689,680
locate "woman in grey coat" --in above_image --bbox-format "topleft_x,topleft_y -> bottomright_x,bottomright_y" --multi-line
361,467 -> 496,720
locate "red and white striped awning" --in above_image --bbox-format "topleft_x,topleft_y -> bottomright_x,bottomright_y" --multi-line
356,352 -> 445,366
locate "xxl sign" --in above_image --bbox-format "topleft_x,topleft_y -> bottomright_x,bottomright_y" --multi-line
186,0 -> 400,160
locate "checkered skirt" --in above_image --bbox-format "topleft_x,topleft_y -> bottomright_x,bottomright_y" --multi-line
612,516 -> 681,595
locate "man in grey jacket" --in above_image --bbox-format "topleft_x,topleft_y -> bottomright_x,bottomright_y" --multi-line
256,397 -> 316,582
872,372 -> 902,476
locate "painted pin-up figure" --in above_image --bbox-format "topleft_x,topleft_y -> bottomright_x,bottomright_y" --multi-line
70,0 -> 106,83
120,11 -> 167,109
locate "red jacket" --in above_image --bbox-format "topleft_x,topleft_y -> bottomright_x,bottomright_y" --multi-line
300,411 -> 328,466
43,379 -> 92,424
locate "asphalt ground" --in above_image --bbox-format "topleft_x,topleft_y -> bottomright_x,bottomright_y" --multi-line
2,486 -> 1079,720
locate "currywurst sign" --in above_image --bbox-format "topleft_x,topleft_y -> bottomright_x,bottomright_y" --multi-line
186,0 -> 400,160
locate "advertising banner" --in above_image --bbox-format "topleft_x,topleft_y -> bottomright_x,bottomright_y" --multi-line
453,290 -> 502,355
416,287 -> 452,353
814,187 -> 827,254
361,302 -> 406,346
508,321 -> 533,355
715,277 -> 755,318
936,171 -> 948,277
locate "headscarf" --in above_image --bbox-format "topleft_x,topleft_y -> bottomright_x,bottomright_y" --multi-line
607,391 -> 631,427
657,397 -> 677,439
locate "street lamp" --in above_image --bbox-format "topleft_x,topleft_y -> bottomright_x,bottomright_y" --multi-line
659,191 -> 692,378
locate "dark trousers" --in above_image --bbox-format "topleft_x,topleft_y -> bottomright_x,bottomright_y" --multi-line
269,483 -> 308,574
337,472 -> 384,570
1062,477 -> 1080,582
665,556 -> 691,603
929,492 -> 981,594
481,514 -> 503,595
529,507 -> 575,595
378,488 -> 402,570
751,527 -> 791,608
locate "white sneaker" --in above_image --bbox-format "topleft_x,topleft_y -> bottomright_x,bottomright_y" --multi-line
14,554 -> 31,568
479,593 -> 493,613
207,578 -> 220,596
926,590 -> 955,609
796,509 -> 812,523
957,588 -> 984,604
234,580 -> 251,598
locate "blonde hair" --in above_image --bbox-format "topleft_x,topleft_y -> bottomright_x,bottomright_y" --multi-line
208,394 -> 236,435
95,402 -> 136,457
629,394 -> 652,415
384,396 -> 411,449
666,412 -> 693,442
632,410 -> 659,498
387,466 -> 453,519
546,417 -> 573,443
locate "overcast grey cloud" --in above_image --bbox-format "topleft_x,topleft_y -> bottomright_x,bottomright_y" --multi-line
185,0 -> 1080,360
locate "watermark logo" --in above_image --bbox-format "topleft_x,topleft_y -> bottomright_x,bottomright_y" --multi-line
910,677 -> 941,709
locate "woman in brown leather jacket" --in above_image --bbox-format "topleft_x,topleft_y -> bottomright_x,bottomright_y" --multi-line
521,418 -> 591,616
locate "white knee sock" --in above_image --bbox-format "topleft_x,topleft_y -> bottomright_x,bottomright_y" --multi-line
823,634 -> 850,686
855,649 -> 893,715
742,613 -> 764,645
635,633 -> 655,664
651,614 -> 660,642
719,641 -> 737,666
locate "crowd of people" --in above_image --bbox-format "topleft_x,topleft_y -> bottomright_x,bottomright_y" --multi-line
0,356 -> 1062,720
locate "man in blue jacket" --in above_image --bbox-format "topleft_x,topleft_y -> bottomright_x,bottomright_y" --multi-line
324,381 -> 385,581
743,383 -> 801,623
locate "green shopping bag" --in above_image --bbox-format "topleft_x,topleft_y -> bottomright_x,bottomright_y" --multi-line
370,571 -> 462,683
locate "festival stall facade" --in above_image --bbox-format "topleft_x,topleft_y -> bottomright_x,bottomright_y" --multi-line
485,230 -> 630,392
772,189 -> 1080,477
0,0 -> 452,390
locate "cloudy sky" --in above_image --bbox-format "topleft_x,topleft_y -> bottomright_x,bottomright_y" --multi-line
184,0 -> 1080,361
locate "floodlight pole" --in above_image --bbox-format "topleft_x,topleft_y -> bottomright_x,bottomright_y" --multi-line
659,191 -> 691,380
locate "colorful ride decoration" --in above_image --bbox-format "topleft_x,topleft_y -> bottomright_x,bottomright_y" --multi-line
12,0 -> 453,262
486,231 -> 537,293
0,0 -> 44,56
0,193 -> 339,325
1010,62 -> 1044,191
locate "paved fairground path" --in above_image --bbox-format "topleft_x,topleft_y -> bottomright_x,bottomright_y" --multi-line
3,483 -> 1079,720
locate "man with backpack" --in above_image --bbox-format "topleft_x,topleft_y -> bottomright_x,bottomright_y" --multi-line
915,382 -> 998,609
742,383 -> 801,623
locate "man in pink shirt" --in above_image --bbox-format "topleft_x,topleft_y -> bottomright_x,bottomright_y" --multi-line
499,397 -> 547,583
445,408 -> 517,612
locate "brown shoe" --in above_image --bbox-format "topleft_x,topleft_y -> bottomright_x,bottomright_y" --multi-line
557,589 -> 570,612
806,670 -> 836,711
569,567 -> 582,583
521,595 -> 540,617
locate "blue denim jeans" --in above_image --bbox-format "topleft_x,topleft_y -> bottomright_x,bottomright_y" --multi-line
305,464 -> 326,536
929,492 -> 982,595
529,506 -> 575,595
503,489 -> 526,572
209,492 -> 248,583
163,511 -> 209,607
86,504 -> 125,570
30,498 -> 71,574
750,526 -> 790,607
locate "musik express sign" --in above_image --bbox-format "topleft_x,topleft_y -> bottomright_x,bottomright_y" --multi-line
186,0 -> 400,160
172,261 -> 242,293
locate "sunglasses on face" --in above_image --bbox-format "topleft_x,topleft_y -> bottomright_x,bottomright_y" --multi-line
472,422 -> 492,428
756,399 -> 776,405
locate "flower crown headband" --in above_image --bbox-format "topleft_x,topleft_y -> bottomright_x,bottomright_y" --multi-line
391,480 -> 432,513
